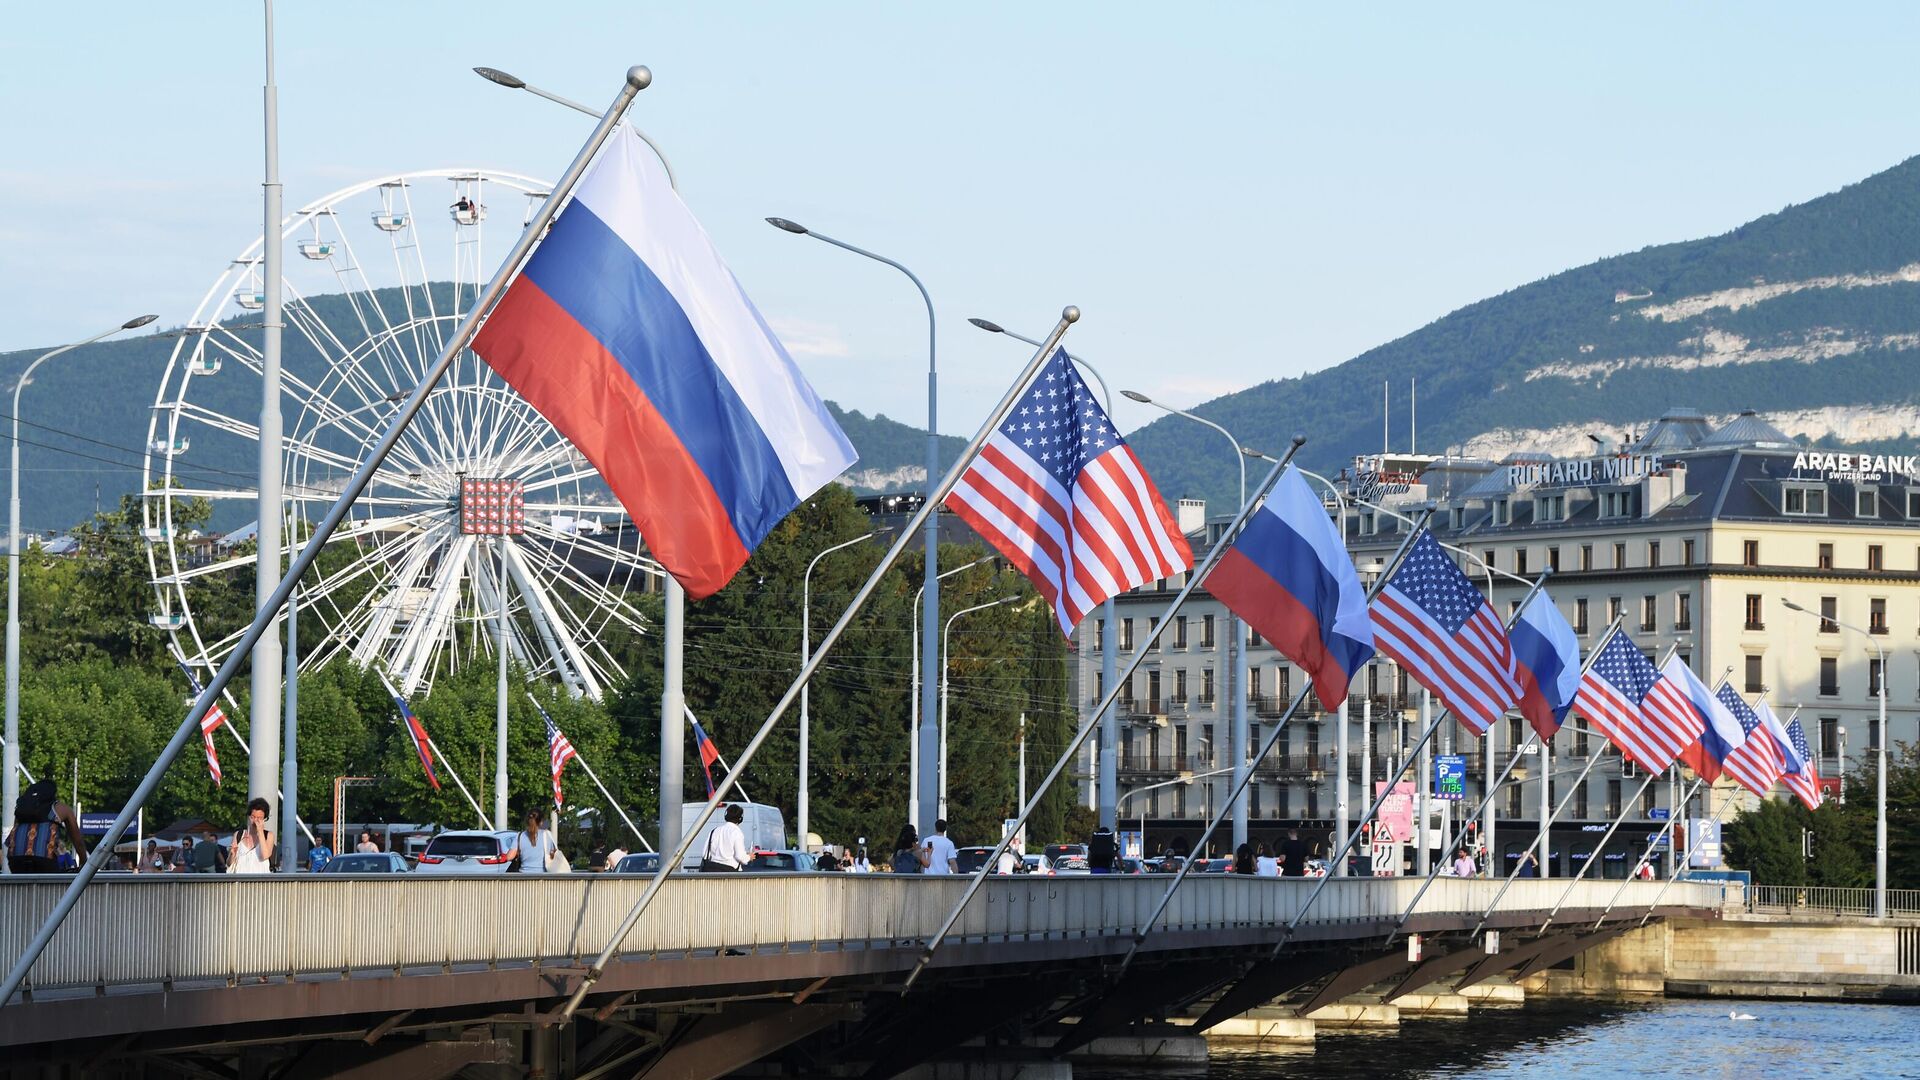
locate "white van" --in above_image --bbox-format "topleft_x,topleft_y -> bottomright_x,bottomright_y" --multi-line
678,802 -> 785,869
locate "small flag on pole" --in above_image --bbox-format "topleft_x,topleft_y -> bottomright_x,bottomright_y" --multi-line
1572,635 -> 1698,772
1716,685 -> 1783,797
176,663 -> 223,787
1662,657 -> 1740,783
1769,705 -> 1824,810
1510,591 -> 1581,739
1367,531 -> 1520,735
690,718 -> 723,798
543,709 -> 579,807
472,128 -> 856,599
944,348 -> 1192,635
1204,467 -> 1373,710
390,688 -> 441,791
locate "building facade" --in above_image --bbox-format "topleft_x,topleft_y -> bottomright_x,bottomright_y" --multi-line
1076,409 -> 1920,876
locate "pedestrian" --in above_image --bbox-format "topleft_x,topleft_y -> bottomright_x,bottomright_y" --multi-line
1516,850 -> 1539,878
1635,860 -> 1655,881
1280,829 -> 1309,877
996,847 -> 1018,875
191,830 -> 223,873
1255,842 -> 1279,877
5,779 -> 87,874
511,809 -> 560,874
697,804 -> 749,873
920,819 -> 958,875
355,830 -> 379,854
307,836 -> 333,873
141,839 -> 164,874
817,847 -> 840,872
227,799 -> 275,874
1088,826 -> 1117,874
1234,842 -> 1256,875
889,824 -> 921,874
604,841 -> 629,871
1451,847 -> 1477,878
848,844 -> 873,874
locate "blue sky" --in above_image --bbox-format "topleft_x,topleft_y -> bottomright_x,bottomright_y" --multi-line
6,4 -> 1920,435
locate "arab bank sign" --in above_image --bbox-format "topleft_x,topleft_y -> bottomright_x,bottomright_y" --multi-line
1506,453 -> 1664,488
1791,451 -> 1920,484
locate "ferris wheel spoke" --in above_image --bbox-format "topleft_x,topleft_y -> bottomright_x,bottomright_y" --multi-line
514,539 -> 651,637
520,518 -> 663,577
501,538 -> 602,700
279,289 -> 393,414
350,523 -> 452,671
390,532 -> 476,695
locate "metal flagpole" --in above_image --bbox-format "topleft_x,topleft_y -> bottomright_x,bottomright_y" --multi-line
1386,616 -> 1625,941
495,543 -> 510,832
167,642 -> 317,846
0,66 -> 651,1009
278,589 -> 299,873
1417,687 -> 1432,876
1539,700 -> 1553,878
1467,640 -> 1683,937
1589,773 -> 1706,927
559,306 -> 1082,1019
251,0 -> 286,836
683,704 -> 753,805
526,692 -> 653,853
378,670 -> 488,828
659,579 -> 685,854
1269,568 -> 1550,953
911,439 -> 1315,991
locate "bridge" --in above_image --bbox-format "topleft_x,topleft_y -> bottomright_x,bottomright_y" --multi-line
0,874 -> 1721,1078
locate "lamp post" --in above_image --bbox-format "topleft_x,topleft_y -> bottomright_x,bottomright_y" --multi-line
969,317 -> 1122,828
912,554 -> 993,825
252,0 -> 286,833
4,313 -> 155,861
1783,598 -> 1886,918
1117,768 -> 1227,863
769,217 -> 939,837
473,66 -> 680,189
1122,391 -> 1252,853
800,530 -> 878,847
940,596 -> 1018,819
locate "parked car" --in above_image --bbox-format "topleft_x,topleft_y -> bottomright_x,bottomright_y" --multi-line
1118,857 -> 1146,875
323,852 -> 410,874
1044,843 -> 1086,865
955,846 -> 999,874
1053,857 -> 1091,875
1200,857 -> 1234,874
744,849 -> 816,872
1020,854 -> 1054,875
611,853 -> 662,874
412,831 -> 518,875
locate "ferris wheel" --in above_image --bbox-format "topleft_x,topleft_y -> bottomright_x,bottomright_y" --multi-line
141,168 -> 661,700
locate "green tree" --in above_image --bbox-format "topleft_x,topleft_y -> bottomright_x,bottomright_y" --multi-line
1724,797 -> 1808,887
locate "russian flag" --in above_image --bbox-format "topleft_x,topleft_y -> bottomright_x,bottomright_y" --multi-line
1511,592 -> 1580,739
690,718 -> 723,798
475,128 -> 857,598
1204,467 -> 1373,711
1661,657 -> 1743,783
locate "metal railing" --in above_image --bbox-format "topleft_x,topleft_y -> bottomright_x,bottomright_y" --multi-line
0,875 -> 1719,997
1746,885 -> 1920,918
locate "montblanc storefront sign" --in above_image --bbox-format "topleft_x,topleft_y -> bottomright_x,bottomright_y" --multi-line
1506,454 -> 1663,488
1791,451 -> 1920,484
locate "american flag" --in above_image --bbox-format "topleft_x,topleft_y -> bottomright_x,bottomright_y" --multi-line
1716,685 -> 1782,796
176,662 -> 223,786
543,710 -> 578,807
946,349 -> 1192,634
1572,635 -> 1699,771
1780,713 -> 1824,810
1367,532 -> 1519,734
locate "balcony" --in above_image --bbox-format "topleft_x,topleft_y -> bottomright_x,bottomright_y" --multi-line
1250,694 -> 1293,719
1251,752 -> 1326,779
1168,694 -> 1190,713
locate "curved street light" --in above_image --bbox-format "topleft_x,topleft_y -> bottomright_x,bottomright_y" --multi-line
473,66 -> 677,190
4,314 -> 157,861
940,595 -> 1018,820
799,529 -> 883,846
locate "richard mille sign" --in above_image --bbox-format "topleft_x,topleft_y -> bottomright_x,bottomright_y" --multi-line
1507,454 -> 1663,488
1791,452 -> 1920,483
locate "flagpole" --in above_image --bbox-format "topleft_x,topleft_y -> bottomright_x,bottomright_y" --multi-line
1588,773 -> 1705,927
0,66 -> 648,1008
910,438 -> 1314,992
1265,565 -> 1549,956
168,645 -> 318,846
526,691 -> 653,853
559,305 -> 1083,1019
683,704 -> 753,805
380,670 -> 489,828
1386,616 -> 1625,942
1467,641 -> 1685,937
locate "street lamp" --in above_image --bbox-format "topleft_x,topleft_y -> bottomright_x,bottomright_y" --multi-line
969,316 -> 1124,830
1783,598 -> 1886,918
912,554 -> 993,824
940,596 -> 1018,819
1117,767 -> 1228,863
1123,389 -> 1256,854
4,314 -> 156,859
799,529 -> 882,847
473,66 -> 676,190
770,217 -> 941,836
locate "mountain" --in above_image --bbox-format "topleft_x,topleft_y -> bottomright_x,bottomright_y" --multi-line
826,403 -> 966,494
1127,155 -> 1920,514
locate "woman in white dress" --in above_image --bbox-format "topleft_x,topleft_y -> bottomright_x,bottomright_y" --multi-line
228,798 -> 275,874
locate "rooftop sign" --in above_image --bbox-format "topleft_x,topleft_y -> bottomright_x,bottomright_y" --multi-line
1506,453 -> 1663,488
1790,452 -> 1919,484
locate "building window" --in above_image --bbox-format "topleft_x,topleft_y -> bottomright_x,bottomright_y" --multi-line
1909,490 -> 1920,518
1358,510 -> 1376,535
1483,549 -> 1496,571
1574,726 -> 1590,757
1818,543 -> 1834,570
1276,783 -> 1290,819
1095,621 -> 1106,651
1367,664 -> 1380,697
1248,627 -> 1263,647
1095,672 -> 1105,702
1819,657 -> 1839,697
1575,781 -> 1589,819
1608,596 -> 1623,625
1745,654 -> 1763,694
1743,539 -> 1760,567
1451,506 -> 1466,531
1783,485 -> 1828,516
1581,544 -> 1594,571
1537,495 -> 1565,522
1147,671 -> 1161,712
1507,784 -> 1524,819
1276,666 -> 1291,702
1147,617 -> 1160,652
1176,784 -> 1187,817
1305,721 -> 1319,759
1819,717 -> 1840,762
1871,597 -> 1888,635
1640,596 -> 1657,632
1174,669 -> 1188,707
1573,597 -> 1589,634
1549,546 -> 1562,572
1492,499 -> 1511,526
1858,487 -> 1878,518
1120,619 -> 1134,651
1682,538 -> 1695,566
1202,614 -> 1215,648
1641,782 -> 1657,816
1515,548 -> 1529,575
1820,596 -> 1838,634
1201,668 -> 1215,707
1614,542 -> 1628,569
1870,658 -> 1885,699
1174,615 -> 1188,648
1744,594 -> 1763,630
1306,787 -> 1320,819
1600,490 -> 1634,518
1869,545 -> 1884,572
1869,714 -> 1882,751
1248,666 -> 1261,703
1647,540 -> 1661,568
1607,780 -> 1622,820
1675,593 -> 1692,631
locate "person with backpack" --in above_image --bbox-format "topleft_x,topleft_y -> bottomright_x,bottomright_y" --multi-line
1088,826 -> 1117,874
6,779 -> 87,874
890,824 -> 921,874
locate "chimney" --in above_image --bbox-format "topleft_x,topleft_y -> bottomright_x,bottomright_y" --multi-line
1642,461 -> 1687,517
1177,498 -> 1206,536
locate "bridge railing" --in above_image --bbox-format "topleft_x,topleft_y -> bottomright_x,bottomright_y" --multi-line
0,874 -> 1718,996
1747,884 -> 1920,918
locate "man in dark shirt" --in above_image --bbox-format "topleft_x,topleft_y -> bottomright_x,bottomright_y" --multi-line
192,831 -> 223,874
1087,827 -> 1117,874
1279,829 -> 1309,877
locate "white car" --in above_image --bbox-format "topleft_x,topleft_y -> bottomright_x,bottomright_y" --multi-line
1020,854 -> 1055,876
412,830 -> 519,875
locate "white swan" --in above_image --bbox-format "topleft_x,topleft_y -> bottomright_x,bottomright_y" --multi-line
1729,1009 -> 1757,1021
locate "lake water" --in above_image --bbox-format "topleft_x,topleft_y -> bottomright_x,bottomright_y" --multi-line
1079,1000 -> 1918,1078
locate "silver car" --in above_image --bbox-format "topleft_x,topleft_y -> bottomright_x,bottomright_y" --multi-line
412,830 -> 519,875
